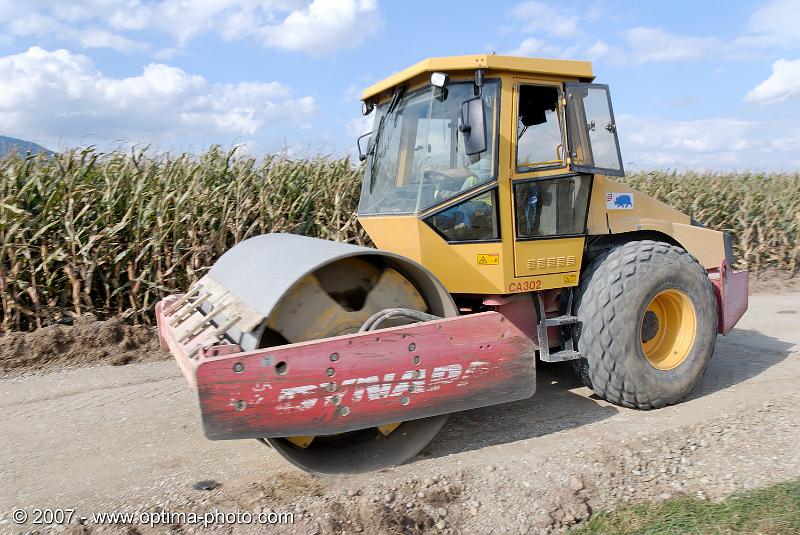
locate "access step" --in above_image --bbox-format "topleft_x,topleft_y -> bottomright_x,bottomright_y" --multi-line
544,314 -> 579,327
540,349 -> 581,363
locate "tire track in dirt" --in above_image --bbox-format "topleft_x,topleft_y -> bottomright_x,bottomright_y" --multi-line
0,378 -> 185,423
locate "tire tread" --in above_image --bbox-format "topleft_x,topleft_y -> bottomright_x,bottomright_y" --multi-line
575,240 -> 717,409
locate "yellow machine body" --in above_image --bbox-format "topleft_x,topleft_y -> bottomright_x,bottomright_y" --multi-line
156,54 -> 748,476
357,54 -> 729,295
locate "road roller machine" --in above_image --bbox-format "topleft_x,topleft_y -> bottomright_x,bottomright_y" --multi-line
156,54 -> 749,475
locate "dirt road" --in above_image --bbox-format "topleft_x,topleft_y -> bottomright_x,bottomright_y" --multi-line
1,292 -> 799,534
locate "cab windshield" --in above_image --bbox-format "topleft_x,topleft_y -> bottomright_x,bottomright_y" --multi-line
359,80 -> 499,215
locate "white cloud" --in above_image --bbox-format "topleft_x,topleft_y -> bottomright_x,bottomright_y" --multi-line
80,29 -> 149,52
5,11 -> 148,53
621,27 -> 719,63
259,0 -> 380,55
584,41 -> 614,60
344,111 -> 374,160
745,59 -> 800,105
621,115 -> 751,154
744,0 -> 800,49
507,38 -> 580,59
152,47 -> 186,60
505,1 -> 799,67
345,111 -> 374,138
0,0 -> 382,56
506,37 -> 615,62
106,0 -> 242,46
0,47 -> 315,148
505,1 -> 605,60
618,114 -> 800,170
504,2 -> 617,62
510,1 -> 580,38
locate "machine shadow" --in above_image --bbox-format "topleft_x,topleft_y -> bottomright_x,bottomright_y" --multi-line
686,328 -> 793,400
418,327 -> 793,461
418,360 -> 617,460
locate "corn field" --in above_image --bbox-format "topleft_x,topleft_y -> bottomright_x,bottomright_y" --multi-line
1,147 -> 798,332
0,147 -> 366,332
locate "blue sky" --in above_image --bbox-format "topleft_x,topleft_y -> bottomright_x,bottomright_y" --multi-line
1,0 -> 799,169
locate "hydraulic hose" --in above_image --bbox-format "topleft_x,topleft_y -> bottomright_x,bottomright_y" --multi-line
359,308 -> 440,332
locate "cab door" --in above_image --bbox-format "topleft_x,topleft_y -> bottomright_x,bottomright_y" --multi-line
510,79 -> 590,281
564,83 -> 625,176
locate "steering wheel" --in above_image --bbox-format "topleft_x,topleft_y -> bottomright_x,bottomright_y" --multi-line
423,169 -> 479,189
422,169 -> 450,186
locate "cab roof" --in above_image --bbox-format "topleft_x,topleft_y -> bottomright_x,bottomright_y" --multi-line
361,54 -> 595,101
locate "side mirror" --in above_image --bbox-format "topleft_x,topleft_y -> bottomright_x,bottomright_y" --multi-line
459,97 -> 487,155
356,131 -> 372,162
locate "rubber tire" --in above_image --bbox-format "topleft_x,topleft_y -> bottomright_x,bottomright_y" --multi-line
574,240 -> 718,409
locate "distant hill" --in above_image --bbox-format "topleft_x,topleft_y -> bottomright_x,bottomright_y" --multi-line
0,135 -> 53,157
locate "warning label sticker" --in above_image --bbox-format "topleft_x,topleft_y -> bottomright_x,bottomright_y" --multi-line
477,254 -> 499,265
606,192 -> 634,210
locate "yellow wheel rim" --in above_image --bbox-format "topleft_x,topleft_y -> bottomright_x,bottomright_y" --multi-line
640,289 -> 697,370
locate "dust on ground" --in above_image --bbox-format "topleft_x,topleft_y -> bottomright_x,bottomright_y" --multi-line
0,315 -> 167,376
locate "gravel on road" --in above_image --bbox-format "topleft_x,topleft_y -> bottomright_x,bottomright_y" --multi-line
1,291 -> 798,534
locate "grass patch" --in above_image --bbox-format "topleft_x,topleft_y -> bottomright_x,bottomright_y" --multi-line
572,480 -> 800,534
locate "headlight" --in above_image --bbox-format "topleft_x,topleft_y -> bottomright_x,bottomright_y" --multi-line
430,72 -> 449,88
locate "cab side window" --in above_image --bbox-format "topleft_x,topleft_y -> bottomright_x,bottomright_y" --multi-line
516,85 -> 565,171
425,189 -> 500,242
514,175 -> 591,238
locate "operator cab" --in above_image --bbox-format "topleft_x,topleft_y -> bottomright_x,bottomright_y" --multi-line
358,77 -> 501,241
355,55 -> 625,295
